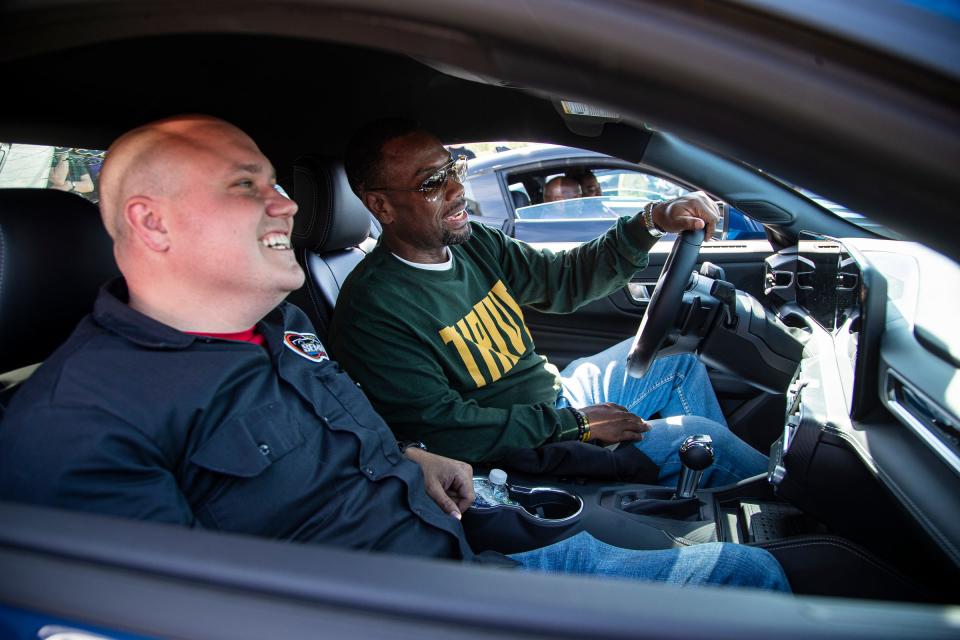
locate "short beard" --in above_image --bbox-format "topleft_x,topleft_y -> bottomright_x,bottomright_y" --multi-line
442,223 -> 472,246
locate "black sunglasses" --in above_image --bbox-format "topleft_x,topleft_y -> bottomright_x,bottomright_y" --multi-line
366,156 -> 468,203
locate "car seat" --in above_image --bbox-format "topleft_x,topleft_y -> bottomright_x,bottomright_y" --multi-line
0,189 -> 119,410
510,190 -> 530,209
288,156 -> 377,341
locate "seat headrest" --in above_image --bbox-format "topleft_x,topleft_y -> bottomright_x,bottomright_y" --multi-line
511,190 -> 531,209
292,156 -> 372,253
0,189 -> 119,372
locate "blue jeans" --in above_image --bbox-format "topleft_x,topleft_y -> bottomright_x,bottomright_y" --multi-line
510,531 -> 790,591
558,339 -> 768,487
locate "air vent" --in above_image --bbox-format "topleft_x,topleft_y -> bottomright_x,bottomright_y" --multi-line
706,243 -> 748,250
884,369 -> 960,475
900,385 -> 960,446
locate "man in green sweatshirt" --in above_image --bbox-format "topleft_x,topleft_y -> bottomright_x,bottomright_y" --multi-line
330,119 -> 768,486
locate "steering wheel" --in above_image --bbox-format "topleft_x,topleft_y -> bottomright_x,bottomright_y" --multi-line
626,228 -> 705,377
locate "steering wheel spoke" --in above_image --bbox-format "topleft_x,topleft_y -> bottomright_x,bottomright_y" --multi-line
626,229 -> 705,377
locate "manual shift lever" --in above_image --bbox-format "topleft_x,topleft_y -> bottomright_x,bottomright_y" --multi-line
674,435 -> 714,499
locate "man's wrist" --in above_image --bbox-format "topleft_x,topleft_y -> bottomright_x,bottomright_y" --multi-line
398,440 -> 427,456
641,201 -> 665,238
566,407 -> 592,442
555,409 -> 580,441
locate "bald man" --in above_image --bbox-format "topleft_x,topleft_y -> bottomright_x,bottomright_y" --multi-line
96,115 -> 306,331
543,175 -> 581,202
0,114 -> 479,548
0,115 -> 789,591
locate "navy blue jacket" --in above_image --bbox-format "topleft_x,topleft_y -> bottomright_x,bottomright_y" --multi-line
0,280 -> 475,560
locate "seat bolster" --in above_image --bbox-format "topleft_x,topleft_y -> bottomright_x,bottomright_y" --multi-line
304,251 -> 340,313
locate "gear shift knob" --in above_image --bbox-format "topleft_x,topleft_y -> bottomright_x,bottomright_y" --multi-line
674,434 -> 714,499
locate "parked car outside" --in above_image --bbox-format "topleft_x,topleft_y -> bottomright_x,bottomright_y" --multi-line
460,143 -> 767,243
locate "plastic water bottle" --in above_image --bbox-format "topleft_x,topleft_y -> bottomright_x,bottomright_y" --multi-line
473,477 -> 498,507
488,468 -> 514,505
472,468 -> 517,507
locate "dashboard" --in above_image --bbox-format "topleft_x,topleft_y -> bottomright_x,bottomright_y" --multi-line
763,234 -> 960,583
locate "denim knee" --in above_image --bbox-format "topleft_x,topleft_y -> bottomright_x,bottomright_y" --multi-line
676,416 -> 752,451
666,415 -> 727,437
652,415 -> 768,485
720,545 -> 791,591
676,353 -> 700,371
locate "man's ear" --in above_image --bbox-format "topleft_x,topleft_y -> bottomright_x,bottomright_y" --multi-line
362,191 -> 395,226
124,197 -> 170,252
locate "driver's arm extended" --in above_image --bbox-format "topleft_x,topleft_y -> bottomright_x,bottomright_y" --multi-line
494,213 -> 656,313
496,191 -> 720,312
652,191 -> 721,238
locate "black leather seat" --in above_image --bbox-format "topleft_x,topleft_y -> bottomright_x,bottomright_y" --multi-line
0,189 -> 119,403
288,156 -> 376,339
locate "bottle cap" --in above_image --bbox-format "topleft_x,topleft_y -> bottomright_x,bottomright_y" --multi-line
488,468 -> 507,486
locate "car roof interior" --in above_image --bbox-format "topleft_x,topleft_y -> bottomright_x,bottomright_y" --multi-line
0,35 -> 652,176
0,19 -> 956,262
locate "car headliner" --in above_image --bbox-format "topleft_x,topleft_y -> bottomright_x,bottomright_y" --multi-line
1,1 -> 958,263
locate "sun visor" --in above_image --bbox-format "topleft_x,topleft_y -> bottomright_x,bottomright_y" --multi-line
553,100 -> 622,137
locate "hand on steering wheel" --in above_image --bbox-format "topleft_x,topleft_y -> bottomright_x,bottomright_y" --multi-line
626,193 -> 717,377
653,191 -> 721,237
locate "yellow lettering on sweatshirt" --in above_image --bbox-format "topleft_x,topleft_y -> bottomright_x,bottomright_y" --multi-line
461,313 -> 504,383
474,301 -> 519,371
439,326 -> 485,388
440,280 -> 533,388
483,297 -> 525,355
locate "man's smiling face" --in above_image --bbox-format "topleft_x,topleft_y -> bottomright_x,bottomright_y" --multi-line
372,130 -> 470,262
164,122 -> 305,302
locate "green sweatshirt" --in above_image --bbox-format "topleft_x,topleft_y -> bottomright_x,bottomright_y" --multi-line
328,217 -> 657,463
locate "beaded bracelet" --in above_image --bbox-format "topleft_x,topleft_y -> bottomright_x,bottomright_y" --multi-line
567,407 -> 592,442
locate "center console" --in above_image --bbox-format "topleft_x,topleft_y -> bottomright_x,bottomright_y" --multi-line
461,448 -> 919,599
462,434 -> 815,556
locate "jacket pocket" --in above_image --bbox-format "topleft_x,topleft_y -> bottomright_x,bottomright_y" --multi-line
190,402 -> 304,477
189,402 -> 311,535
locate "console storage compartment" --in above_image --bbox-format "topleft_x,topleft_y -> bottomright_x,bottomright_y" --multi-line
462,482 -> 583,554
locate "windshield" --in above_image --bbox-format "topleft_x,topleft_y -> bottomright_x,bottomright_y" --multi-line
753,168 -> 904,240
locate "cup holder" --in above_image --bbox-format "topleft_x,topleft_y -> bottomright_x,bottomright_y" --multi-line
472,483 -> 583,523
463,479 -> 584,554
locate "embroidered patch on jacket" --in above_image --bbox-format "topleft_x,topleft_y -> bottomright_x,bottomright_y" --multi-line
283,331 -> 329,362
